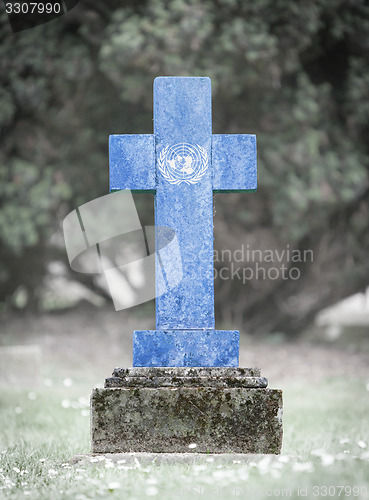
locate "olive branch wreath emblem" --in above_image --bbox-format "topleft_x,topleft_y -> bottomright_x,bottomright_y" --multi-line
158,144 -> 208,185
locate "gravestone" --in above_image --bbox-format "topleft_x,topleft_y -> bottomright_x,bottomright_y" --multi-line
91,77 -> 283,453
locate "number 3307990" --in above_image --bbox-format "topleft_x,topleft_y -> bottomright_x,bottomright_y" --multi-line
5,3 -> 62,14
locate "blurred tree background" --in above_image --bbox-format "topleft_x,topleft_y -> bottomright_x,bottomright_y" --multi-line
0,0 -> 368,335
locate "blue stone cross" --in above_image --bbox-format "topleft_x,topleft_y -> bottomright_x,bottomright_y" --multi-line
109,77 -> 257,367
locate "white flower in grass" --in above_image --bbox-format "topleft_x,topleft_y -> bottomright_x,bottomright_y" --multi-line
146,486 -> 159,496
213,468 -> 238,481
335,453 -> 349,460
188,443 -> 197,449
292,462 -> 314,472
39,459 -> 46,463
212,469 -> 227,478
116,459 -> 126,464
4,477 -> 14,487
108,482 -> 121,491
15,407 -> 22,414
311,449 -> 325,457
272,461 -> 283,470
358,440 -> 367,449
48,469 -> 58,477
366,382 -> 369,391
206,457 -> 214,463
146,477 -> 158,485
24,491 -> 31,496
239,468 -> 249,481
321,454 -> 335,466
271,468 -> 281,479
78,396 -> 89,406
104,462 -> 114,469
196,464 -> 208,471
90,458 -> 99,463
256,455 -> 272,473
13,467 -> 20,474
81,410 -> 89,417
63,378 -> 73,387
339,438 -> 349,444
61,400 -> 70,409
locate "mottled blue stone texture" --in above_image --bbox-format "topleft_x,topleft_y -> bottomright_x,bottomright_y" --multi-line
133,330 -> 239,367
109,76 -> 257,367
154,77 -> 214,330
109,134 -> 155,192
212,134 -> 257,192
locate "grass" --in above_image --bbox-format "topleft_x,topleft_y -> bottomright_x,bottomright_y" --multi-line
0,377 -> 369,499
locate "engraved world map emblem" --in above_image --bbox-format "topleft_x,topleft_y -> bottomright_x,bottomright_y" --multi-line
158,143 -> 208,185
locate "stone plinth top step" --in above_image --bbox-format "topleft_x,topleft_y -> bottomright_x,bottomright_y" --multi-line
105,375 -> 268,389
112,367 -> 261,377
107,367 -> 267,388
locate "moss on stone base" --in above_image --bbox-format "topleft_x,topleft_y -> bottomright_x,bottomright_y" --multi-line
91,386 -> 282,454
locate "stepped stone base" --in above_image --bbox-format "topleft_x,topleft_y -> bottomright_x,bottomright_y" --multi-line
91,368 -> 283,454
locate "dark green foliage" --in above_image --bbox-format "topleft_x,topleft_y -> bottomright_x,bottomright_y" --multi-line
0,0 -> 368,333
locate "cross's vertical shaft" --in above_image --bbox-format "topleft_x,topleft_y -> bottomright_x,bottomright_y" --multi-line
154,77 -> 214,330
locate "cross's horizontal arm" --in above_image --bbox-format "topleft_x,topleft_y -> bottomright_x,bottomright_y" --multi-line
109,134 -> 156,192
212,134 -> 257,192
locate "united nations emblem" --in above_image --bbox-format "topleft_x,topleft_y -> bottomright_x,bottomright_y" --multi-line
158,143 -> 208,185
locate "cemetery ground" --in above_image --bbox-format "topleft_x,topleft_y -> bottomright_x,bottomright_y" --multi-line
1,305 -> 369,499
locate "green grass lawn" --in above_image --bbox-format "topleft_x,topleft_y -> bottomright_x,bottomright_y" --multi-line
1,377 -> 369,499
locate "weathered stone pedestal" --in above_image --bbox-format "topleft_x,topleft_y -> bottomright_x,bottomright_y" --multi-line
91,367 -> 283,454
